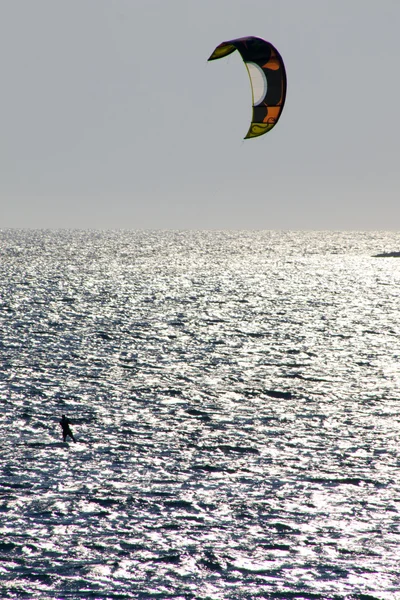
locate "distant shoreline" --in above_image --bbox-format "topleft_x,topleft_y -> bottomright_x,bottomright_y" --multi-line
373,251 -> 400,257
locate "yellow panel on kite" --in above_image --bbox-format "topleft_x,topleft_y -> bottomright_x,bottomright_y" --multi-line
208,36 -> 287,139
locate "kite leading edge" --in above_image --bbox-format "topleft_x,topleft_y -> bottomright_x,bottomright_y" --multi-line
208,36 -> 287,139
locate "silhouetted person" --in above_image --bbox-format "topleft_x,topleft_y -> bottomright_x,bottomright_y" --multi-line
60,414 -> 76,442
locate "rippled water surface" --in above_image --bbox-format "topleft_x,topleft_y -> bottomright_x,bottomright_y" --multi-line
1,230 -> 400,599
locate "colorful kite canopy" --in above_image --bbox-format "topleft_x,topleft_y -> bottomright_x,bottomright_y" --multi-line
208,36 -> 287,139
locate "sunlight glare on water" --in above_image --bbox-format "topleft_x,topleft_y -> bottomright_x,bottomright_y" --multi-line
1,229 -> 400,599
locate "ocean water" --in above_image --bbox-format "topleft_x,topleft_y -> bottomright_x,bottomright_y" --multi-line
1,229 -> 400,600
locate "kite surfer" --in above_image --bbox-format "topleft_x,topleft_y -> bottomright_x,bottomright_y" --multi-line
60,414 -> 76,443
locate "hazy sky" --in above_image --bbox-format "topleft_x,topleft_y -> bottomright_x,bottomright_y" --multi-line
1,0 -> 399,229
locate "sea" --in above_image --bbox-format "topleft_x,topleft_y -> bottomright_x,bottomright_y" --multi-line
1,229 -> 400,600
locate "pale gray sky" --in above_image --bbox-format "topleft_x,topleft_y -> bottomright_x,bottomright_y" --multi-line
0,0 -> 399,229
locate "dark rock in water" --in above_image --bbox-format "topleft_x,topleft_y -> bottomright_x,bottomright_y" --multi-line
265,390 -> 293,399
191,464 -> 225,473
373,251 -> 400,257
186,408 -> 210,420
218,444 -> 260,455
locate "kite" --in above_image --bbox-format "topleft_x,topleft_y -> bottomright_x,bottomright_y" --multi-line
208,36 -> 287,139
